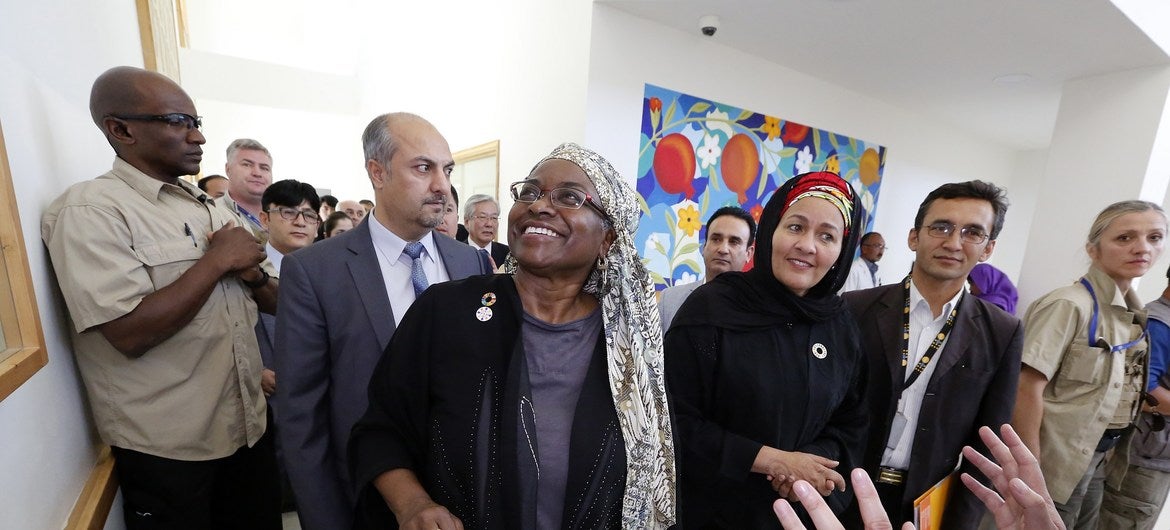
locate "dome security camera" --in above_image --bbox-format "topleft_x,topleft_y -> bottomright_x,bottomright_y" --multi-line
699,15 -> 719,37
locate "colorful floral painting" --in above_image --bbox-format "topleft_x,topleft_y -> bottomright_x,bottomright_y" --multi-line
636,84 -> 887,291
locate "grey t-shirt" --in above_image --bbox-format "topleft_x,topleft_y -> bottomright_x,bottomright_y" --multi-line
522,307 -> 603,530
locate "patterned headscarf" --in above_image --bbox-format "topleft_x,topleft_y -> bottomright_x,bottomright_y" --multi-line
504,142 -> 677,528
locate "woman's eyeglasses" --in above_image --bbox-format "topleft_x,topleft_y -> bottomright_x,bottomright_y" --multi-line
510,181 -> 606,218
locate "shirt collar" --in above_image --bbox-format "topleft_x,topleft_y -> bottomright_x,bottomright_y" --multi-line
469,239 -> 491,252
368,212 -> 438,262
1084,265 -> 1143,312
908,277 -> 965,321
110,157 -> 206,203
264,242 -> 285,276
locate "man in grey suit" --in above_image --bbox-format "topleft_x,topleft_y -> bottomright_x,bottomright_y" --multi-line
274,113 -> 491,530
659,206 -> 755,332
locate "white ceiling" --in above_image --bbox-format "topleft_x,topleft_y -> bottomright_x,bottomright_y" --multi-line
598,0 -> 1170,151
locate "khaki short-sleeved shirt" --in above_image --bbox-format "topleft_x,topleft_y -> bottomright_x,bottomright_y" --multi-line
41,158 -> 268,460
1022,266 -> 1147,503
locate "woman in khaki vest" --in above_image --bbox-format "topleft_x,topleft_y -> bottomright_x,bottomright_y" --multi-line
1013,200 -> 1167,530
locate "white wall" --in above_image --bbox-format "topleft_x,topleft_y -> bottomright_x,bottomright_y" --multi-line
0,0 -> 141,528
180,0 -> 595,216
583,5 -> 1027,283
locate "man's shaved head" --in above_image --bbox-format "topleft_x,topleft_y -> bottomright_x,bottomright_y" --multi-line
89,66 -> 181,127
88,66 -> 205,182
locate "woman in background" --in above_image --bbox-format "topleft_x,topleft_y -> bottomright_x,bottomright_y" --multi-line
323,211 -> 353,238
968,262 -> 1019,315
666,172 -> 868,527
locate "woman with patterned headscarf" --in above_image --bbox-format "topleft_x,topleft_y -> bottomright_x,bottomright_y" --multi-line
666,172 -> 868,528
349,143 -> 676,529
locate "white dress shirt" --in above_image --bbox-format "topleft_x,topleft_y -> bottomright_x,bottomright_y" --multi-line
880,279 -> 965,470
265,242 -> 285,278
368,215 -> 450,326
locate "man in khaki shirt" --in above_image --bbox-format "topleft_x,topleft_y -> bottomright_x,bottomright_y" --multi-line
41,66 -> 280,530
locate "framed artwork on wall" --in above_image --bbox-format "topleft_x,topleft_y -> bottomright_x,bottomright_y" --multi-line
635,84 -> 888,290
0,119 -> 48,402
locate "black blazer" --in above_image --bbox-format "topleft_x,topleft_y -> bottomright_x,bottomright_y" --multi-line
489,241 -> 510,267
844,283 -> 1023,527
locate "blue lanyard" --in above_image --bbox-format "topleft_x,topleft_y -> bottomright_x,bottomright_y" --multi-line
236,203 -> 266,233
1079,278 -> 1146,353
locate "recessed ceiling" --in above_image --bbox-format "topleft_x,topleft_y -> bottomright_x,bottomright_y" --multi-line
598,0 -> 1169,150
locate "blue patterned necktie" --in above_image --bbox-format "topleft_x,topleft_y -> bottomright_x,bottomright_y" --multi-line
402,242 -> 430,297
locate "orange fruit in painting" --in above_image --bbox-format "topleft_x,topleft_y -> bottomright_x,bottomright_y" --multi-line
653,133 -> 697,197
859,148 -> 881,186
721,133 -> 760,203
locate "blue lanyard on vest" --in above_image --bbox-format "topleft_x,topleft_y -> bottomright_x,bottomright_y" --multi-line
1079,277 -> 1145,353
236,203 -> 266,233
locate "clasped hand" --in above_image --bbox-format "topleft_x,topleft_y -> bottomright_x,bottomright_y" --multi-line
756,446 -> 846,499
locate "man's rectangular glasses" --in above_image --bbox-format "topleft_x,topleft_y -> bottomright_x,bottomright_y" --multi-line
924,222 -> 989,245
265,207 -> 321,224
108,113 -> 202,130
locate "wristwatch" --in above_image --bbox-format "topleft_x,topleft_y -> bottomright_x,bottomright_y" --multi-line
241,268 -> 270,289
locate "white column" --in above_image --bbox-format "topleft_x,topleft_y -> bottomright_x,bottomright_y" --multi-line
1017,66 -> 1170,311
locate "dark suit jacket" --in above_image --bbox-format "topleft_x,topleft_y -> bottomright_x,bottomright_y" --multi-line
489,241 -> 509,267
274,220 -> 490,530
844,283 -> 1023,527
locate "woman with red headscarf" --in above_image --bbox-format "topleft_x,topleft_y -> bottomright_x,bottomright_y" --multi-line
666,172 -> 868,528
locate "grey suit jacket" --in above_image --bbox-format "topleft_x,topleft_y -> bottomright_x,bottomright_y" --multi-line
658,280 -> 703,333
843,284 -> 1023,527
274,220 -> 490,530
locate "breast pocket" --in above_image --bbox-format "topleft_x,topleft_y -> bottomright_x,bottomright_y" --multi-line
133,238 -> 205,291
1056,342 -> 1105,384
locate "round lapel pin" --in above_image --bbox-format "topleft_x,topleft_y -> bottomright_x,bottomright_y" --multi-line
476,306 -> 493,322
812,342 -> 828,359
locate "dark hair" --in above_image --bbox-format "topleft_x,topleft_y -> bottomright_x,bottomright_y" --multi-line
197,174 -> 226,191
320,195 -> 339,208
913,180 -> 1009,240
262,179 -> 321,212
449,185 -> 460,207
360,199 -> 375,207
860,232 -> 881,245
705,206 -> 757,246
324,211 -> 352,235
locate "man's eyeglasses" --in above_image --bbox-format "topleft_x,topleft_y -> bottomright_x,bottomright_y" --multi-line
510,181 -> 606,218
862,243 -> 887,250
107,113 -> 202,130
923,222 -> 989,245
471,214 -> 499,222
265,207 -> 321,224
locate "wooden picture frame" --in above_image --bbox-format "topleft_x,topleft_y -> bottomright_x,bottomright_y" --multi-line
0,119 -> 48,402
451,140 -> 501,201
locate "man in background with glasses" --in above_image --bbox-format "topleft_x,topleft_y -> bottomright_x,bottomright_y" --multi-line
42,66 -> 281,529
840,231 -> 886,293
274,112 -> 491,530
842,181 -> 1024,527
463,194 -> 509,268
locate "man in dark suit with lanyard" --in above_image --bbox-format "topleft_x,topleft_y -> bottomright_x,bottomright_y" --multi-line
843,180 -> 1024,527
274,112 -> 492,530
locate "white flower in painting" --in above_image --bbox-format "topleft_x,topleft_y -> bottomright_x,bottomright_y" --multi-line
677,271 -> 699,285
697,134 -> 722,169
861,188 -> 875,220
705,109 -> 734,139
795,145 -> 814,174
